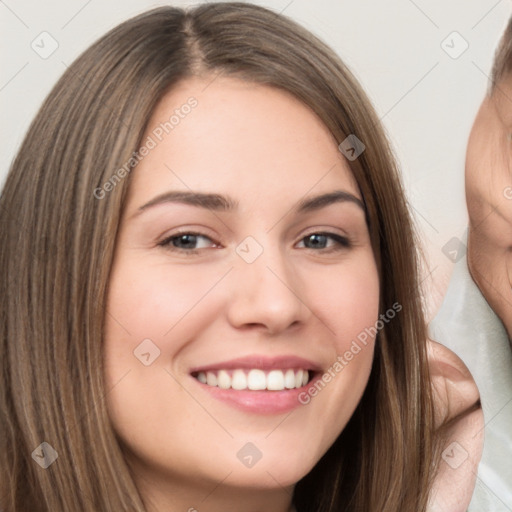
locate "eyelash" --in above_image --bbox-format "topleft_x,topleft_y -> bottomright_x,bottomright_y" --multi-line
158,231 -> 217,255
297,232 -> 351,252
158,231 -> 351,254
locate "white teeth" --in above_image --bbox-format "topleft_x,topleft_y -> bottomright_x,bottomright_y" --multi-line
295,369 -> 304,389
247,369 -> 266,390
206,371 -> 217,386
231,369 -> 247,390
194,368 -> 310,391
217,370 -> 231,389
267,370 -> 285,390
284,369 -> 296,389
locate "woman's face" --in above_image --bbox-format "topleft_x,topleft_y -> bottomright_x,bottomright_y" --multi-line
104,76 -> 379,500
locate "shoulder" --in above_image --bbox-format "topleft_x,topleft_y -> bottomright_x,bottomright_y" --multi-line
427,339 -> 484,512
427,339 -> 481,425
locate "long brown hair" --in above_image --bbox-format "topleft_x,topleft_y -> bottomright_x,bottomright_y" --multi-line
0,3 -> 436,511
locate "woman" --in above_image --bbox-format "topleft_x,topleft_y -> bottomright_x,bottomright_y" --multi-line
0,3 -> 481,511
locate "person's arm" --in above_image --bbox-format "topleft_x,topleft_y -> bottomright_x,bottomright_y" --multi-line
427,339 -> 484,512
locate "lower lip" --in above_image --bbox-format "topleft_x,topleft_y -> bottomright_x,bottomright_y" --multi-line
193,374 -> 320,414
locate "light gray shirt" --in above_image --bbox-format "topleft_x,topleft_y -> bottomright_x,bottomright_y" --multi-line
430,243 -> 512,511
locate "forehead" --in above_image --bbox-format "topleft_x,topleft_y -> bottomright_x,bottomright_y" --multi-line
130,75 -> 360,202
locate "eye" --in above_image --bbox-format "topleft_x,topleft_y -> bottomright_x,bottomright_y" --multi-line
159,232 -> 217,252
297,232 -> 350,250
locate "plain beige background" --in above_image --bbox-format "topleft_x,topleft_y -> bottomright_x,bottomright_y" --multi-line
0,0 -> 509,319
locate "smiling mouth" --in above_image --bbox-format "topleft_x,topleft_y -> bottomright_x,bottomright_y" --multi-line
192,368 -> 311,391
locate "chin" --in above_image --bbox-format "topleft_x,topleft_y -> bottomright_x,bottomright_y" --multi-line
225,464 -> 311,490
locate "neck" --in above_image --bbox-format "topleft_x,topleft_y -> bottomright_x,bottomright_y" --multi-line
134,464 -> 296,512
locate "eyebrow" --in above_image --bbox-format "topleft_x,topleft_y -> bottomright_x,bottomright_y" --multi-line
137,191 -> 238,213
135,189 -> 365,216
296,190 -> 365,213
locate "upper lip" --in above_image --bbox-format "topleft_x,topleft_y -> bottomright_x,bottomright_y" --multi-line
189,355 -> 322,374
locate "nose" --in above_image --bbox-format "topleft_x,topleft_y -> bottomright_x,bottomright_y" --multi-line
225,247 -> 309,335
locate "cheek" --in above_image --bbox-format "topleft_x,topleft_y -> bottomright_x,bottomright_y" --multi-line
102,257 -> 232,469
105,258 -> 229,345
102,257 -> 231,405
302,252 -> 380,341
295,252 -> 379,434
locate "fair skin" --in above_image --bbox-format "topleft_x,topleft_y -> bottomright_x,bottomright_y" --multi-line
466,78 -> 512,341
104,76 -> 380,512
